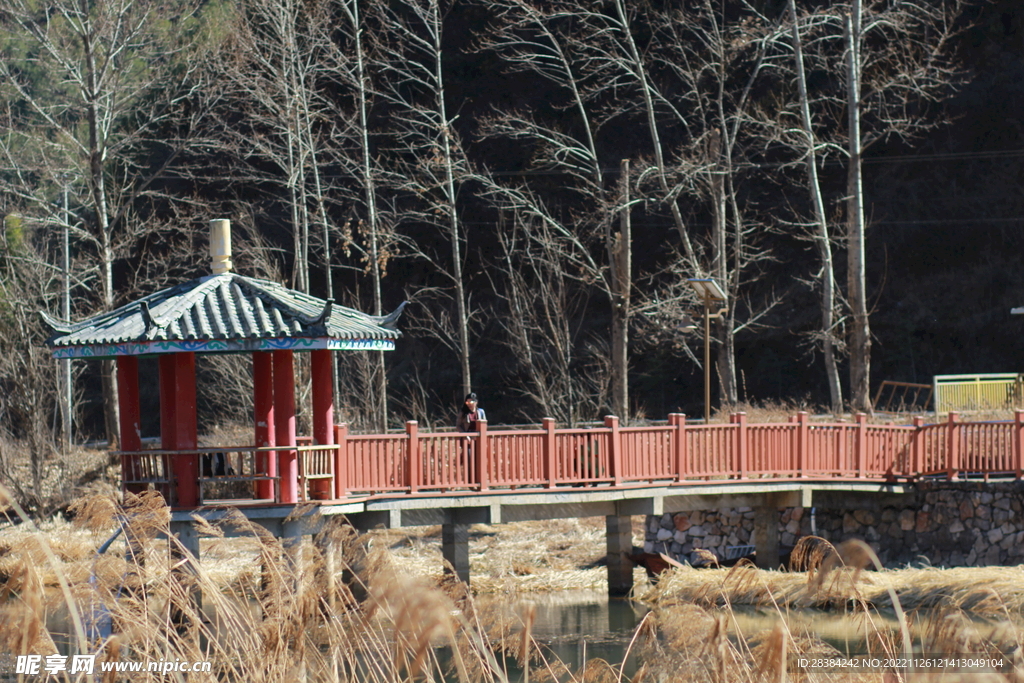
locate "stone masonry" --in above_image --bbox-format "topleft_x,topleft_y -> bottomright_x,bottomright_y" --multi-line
644,481 -> 1024,568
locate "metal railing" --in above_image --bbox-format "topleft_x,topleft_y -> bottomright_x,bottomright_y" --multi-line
873,380 -> 933,414
934,373 -> 1024,414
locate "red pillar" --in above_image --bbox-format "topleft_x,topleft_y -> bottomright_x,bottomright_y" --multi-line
605,415 -> 622,486
543,417 -> 556,488
159,353 -> 199,507
159,354 -> 178,506
310,349 -> 334,500
253,351 -> 276,501
273,350 -> 298,504
117,356 -> 142,493
736,412 -> 748,480
159,355 -> 178,452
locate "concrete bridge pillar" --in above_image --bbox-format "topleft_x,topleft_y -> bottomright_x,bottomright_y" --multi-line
169,520 -> 202,628
606,515 -> 633,597
442,510 -> 471,585
754,498 -> 780,569
283,518 -> 305,585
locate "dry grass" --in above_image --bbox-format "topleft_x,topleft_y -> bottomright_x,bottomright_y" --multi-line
0,441 -> 119,515
370,517 -> 648,594
719,399 -> 1023,425
641,562 -> 1024,616
3,495 -> 1024,682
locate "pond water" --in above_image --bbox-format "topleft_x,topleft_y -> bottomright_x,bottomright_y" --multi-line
468,591 -> 1022,681
33,589 -> 1021,682
470,591 -> 649,680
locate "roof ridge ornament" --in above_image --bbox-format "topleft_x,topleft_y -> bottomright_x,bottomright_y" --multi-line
39,310 -> 73,334
379,301 -> 408,330
139,301 -> 156,333
313,299 -> 334,325
210,219 -> 233,275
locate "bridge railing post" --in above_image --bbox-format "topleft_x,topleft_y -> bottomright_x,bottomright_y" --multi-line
912,416 -> 924,478
797,411 -> 809,477
406,421 -> 420,493
543,417 -> 556,488
737,412 -> 748,479
855,413 -> 867,478
477,419 -> 489,491
605,415 -> 622,486
334,423 -> 348,498
947,412 -> 960,481
670,413 -> 687,482
1016,410 -> 1024,480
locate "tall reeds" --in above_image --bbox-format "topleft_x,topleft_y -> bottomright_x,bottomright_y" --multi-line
0,489 -> 519,682
3,488 -> 1024,682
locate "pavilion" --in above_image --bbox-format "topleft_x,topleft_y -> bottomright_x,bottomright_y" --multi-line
42,219 -> 403,509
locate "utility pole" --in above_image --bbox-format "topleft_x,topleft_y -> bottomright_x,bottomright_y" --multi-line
610,159 -> 631,424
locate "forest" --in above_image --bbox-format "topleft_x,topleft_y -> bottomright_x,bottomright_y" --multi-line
2,0 -> 1023,475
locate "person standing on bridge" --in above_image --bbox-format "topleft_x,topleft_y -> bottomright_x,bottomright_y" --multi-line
456,393 -> 486,432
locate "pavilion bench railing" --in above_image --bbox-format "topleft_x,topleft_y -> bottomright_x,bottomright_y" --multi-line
121,449 -> 171,492
296,442 -> 337,501
117,446 -> 279,506
195,446 -> 280,505
117,410 -> 1024,507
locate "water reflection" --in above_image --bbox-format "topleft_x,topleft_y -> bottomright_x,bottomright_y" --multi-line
473,591 -> 1024,681
35,588 -> 1024,682
474,590 -> 648,678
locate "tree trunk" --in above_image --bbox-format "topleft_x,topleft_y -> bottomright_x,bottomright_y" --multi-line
846,4 -> 871,413
85,28 -> 120,448
427,0 -> 472,399
788,0 -> 843,413
611,0 -> 697,268
345,0 -> 388,431
709,129 -> 738,404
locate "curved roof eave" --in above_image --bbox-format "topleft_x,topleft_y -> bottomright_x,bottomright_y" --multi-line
42,273 -> 404,358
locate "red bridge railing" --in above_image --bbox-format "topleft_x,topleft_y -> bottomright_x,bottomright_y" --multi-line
121,410 -> 1024,506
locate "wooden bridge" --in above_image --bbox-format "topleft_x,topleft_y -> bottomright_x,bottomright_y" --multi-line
129,410 -> 1024,595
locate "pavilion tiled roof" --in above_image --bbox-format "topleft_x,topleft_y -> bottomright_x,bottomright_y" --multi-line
43,273 -> 403,358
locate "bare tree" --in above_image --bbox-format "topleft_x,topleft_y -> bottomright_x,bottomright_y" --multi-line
330,0 -> 395,430
0,214 -> 63,507
846,0 -> 869,413
787,0 -> 844,413
0,0 -> 208,446
489,214 -> 609,425
640,0 -> 788,405
483,0 -> 784,413
479,0 -> 639,420
376,0 -> 476,398
215,0 -> 342,296
839,0 -> 966,411
770,0 -> 967,412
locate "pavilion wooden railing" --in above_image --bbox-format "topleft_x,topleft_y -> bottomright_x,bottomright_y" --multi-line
117,410 -> 1024,506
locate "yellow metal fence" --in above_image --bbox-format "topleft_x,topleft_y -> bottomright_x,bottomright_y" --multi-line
933,373 -> 1024,414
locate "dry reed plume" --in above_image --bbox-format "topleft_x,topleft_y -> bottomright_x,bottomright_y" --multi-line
0,489 -> 525,682
4,490 -> 1024,682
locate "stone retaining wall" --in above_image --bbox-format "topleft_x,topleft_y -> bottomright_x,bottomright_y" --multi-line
644,481 -> 1024,567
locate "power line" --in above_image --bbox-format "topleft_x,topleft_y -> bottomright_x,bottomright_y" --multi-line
861,148 -> 1024,164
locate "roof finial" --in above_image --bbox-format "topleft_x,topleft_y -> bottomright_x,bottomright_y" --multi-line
210,219 -> 233,274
